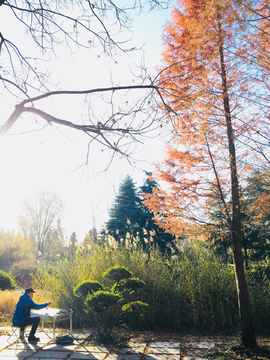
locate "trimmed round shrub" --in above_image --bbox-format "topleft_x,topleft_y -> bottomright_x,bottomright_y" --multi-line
85,291 -> 120,313
0,271 -> 17,290
122,300 -> 149,313
74,281 -> 103,298
122,301 -> 149,329
103,266 -> 133,283
112,278 -> 146,294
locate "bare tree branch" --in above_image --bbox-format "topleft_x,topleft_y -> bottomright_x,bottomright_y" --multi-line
0,0 -> 172,162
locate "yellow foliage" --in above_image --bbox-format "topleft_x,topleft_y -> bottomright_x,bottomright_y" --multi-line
0,232 -> 35,266
0,290 -> 21,324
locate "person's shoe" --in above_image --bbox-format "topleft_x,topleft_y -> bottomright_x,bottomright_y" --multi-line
19,332 -> 25,341
28,335 -> 40,342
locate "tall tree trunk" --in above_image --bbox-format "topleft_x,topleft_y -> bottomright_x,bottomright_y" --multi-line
217,19 -> 257,348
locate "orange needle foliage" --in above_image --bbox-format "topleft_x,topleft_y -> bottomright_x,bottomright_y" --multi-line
142,0 -> 270,348
144,0 -> 270,237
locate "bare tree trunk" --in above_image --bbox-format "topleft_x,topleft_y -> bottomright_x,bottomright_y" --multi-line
217,19 -> 257,348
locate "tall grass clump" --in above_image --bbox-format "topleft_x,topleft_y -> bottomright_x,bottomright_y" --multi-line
34,250 -> 92,327
32,241 -> 248,333
246,264 -> 270,334
170,242 -> 238,332
133,241 -> 239,333
0,290 -> 21,324
137,247 -> 182,331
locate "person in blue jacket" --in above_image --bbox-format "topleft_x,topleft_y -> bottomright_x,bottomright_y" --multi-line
12,288 -> 52,342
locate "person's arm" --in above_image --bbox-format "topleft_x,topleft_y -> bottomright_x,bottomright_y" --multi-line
28,297 -> 50,310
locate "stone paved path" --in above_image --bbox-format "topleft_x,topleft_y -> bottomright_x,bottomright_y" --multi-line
0,327 -> 239,360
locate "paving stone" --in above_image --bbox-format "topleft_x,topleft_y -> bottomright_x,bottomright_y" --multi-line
146,344 -> 180,355
8,342 -> 37,350
26,343 -> 43,352
127,342 -> 147,350
0,343 -> 8,351
0,337 -> 9,349
76,344 -> 108,353
106,354 -> 142,360
69,352 -> 106,359
0,348 -> 34,357
182,341 -> 216,359
0,327 -> 229,360
128,338 -> 147,345
37,335 -> 53,342
31,350 -> 71,358
43,343 -> 78,351
5,336 -> 19,342
148,341 -> 180,348
145,355 -> 180,360
108,346 -> 145,354
185,341 -> 215,349
146,348 -> 180,355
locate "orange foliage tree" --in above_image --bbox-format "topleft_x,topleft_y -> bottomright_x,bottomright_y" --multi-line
143,0 -> 270,348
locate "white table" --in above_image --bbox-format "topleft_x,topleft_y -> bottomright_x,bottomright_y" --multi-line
31,308 -> 73,340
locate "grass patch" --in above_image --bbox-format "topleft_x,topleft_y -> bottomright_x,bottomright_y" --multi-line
0,290 -> 21,325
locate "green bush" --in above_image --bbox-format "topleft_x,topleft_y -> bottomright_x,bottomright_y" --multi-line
103,266 -> 132,283
77,266 -> 147,343
86,290 -> 121,313
73,281 -> 103,298
122,301 -> 149,329
122,300 -> 149,313
112,278 -> 146,295
0,271 -> 17,290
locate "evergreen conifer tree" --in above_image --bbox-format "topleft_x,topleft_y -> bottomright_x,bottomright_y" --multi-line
140,171 -> 176,252
105,175 -> 144,241
103,172 -> 176,252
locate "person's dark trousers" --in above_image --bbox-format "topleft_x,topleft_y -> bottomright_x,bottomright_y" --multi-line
13,316 -> 40,337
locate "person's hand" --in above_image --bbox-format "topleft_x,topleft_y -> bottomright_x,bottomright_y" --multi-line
47,301 -> 52,306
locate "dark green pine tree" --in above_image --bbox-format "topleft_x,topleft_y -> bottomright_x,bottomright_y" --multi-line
140,171 -> 176,253
105,175 -> 145,242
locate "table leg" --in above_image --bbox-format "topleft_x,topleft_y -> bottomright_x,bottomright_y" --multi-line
53,318 -> 56,340
70,314 -> 72,335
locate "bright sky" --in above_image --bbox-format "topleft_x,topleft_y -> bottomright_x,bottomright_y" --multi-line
0,2 -> 174,242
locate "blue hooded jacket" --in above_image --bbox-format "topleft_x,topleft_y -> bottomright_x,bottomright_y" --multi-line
12,293 -> 48,324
